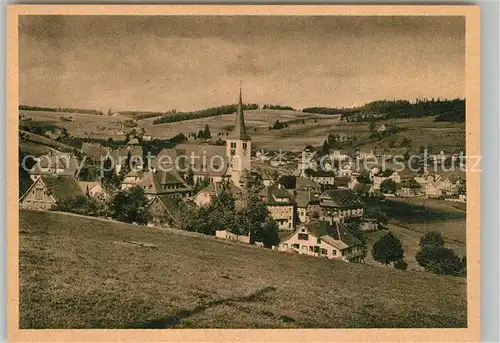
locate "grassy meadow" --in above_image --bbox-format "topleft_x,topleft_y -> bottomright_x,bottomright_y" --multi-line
20,210 -> 467,329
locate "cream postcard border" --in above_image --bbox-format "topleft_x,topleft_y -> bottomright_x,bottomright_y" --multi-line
6,5 -> 481,343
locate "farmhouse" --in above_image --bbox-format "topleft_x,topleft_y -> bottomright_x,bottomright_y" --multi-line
20,175 -> 84,210
195,181 -> 242,207
372,169 -> 401,190
317,189 -> 364,221
139,169 -> 193,198
377,124 -> 387,133
278,221 -> 364,263
81,142 -> 111,163
303,168 -> 335,186
277,175 -> 321,192
78,181 -> 106,198
29,153 -> 79,181
395,179 -> 422,197
146,194 -> 189,227
294,189 -> 321,224
260,183 -> 295,230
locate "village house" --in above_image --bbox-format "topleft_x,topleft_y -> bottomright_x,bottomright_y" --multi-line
81,142 -> 112,163
351,181 -> 374,197
127,137 -> 140,146
146,194 -> 189,227
317,189 -> 364,222
395,179 -> 422,197
356,149 -> 376,161
19,175 -> 84,211
377,124 -> 387,133
278,221 -> 364,263
337,161 -> 354,177
121,169 -> 145,190
260,183 -> 295,230
372,169 -> 401,190
293,189 -> 321,224
258,168 -> 277,186
194,181 -> 242,207
303,168 -> 336,186
138,169 -> 193,199
330,150 -> 350,161
334,177 -> 350,189
270,154 -> 290,167
414,172 -> 455,198
28,152 -> 79,181
277,175 -> 321,192
77,181 -> 106,199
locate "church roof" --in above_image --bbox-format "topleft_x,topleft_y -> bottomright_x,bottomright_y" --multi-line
228,88 -> 251,141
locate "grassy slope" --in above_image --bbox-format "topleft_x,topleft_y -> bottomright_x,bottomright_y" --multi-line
21,109 -> 464,154
20,210 -> 466,329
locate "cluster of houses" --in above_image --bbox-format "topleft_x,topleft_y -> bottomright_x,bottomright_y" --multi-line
18,90 -> 466,266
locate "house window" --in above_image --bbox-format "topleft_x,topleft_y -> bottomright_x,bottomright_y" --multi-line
292,244 -> 300,249
288,223 -> 291,229
231,142 -> 236,149
35,188 -> 43,200
321,248 -> 328,255
332,250 -> 337,256
301,228 -> 306,232
313,246 -> 320,253
243,142 -> 248,150
283,243 -> 288,249
231,149 -> 236,156
298,233 -> 308,241
317,238 -> 321,244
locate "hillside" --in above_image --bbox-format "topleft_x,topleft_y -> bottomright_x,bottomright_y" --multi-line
20,210 -> 467,329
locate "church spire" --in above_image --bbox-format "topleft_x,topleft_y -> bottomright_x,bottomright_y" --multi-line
229,87 -> 251,140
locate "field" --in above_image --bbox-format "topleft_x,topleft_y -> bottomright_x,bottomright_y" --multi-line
364,198 -> 466,271
20,210 -> 467,329
20,110 -> 464,155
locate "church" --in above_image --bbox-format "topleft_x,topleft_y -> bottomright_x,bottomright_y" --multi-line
152,88 -> 253,189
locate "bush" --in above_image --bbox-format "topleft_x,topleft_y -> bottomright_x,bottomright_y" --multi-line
371,232 -> 404,265
415,245 -> 465,277
419,231 -> 445,249
108,187 -> 150,224
56,195 -> 105,217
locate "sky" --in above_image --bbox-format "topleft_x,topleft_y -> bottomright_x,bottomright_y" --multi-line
19,15 -> 465,112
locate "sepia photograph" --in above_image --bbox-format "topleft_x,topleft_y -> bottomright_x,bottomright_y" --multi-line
7,5 -> 480,342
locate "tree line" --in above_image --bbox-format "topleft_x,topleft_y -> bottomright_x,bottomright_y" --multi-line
262,104 -> 296,111
303,98 -> 465,123
19,105 -> 104,115
152,103 -> 259,125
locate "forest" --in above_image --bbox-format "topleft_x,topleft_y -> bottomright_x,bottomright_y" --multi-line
152,103 -> 259,125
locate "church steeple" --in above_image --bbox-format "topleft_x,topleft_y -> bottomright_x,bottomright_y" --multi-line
229,87 -> 251,140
